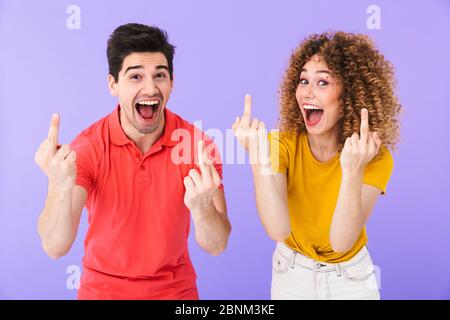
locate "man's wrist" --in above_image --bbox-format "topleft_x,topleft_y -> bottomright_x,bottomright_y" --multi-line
47,181 -> 73,199
191,200 -> 216,220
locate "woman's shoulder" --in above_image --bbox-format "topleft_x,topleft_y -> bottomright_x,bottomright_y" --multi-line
368,145 -> 394,169
268,129 -> 300,143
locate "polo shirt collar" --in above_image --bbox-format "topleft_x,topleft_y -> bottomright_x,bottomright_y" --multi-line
160,107 -> 179,147
108,105 -> 179,147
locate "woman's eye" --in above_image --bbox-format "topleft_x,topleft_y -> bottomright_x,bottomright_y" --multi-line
318,80 -> 329,87
299,79 -> 308,85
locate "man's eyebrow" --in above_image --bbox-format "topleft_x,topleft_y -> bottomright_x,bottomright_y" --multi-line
124,65 -> 144,74
124,65 -> 169,74
156,65 -> 169,72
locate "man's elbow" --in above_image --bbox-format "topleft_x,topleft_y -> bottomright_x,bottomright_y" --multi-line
209,247 -> 226,257
42,242 -> 70,260
205,242 -> 228,256
201,229 -> 231,257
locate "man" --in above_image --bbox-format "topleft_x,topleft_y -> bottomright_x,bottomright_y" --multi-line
34,23 -> 231,299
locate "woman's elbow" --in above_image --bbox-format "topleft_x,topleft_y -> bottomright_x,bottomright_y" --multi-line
267,228 -> 291,243
330,239 -> 353,253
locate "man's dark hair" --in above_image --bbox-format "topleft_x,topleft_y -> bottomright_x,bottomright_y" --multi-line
107,23 -> 175,82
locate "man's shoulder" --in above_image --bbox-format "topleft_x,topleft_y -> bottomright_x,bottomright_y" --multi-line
167,108 -> 196,131
168,109 -> 217,145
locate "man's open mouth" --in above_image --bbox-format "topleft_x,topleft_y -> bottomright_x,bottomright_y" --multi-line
135,99 -> 161,120
303,104 -> 324,126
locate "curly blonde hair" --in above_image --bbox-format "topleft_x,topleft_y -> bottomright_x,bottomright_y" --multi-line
278,31 -> 401,150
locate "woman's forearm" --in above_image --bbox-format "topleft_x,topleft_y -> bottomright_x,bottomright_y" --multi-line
330,171 -> 364,253
251,163 -> 290,242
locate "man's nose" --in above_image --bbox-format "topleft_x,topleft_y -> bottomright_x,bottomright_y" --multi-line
141,77 -> 158,95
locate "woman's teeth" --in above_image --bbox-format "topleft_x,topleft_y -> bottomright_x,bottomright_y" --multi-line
303,104 -> 324,125
303,104 -> 322,110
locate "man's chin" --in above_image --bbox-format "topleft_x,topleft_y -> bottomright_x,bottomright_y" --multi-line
136,127 -> 159,135
134,109 -> 164,134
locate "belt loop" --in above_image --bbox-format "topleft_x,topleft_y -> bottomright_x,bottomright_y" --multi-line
336,263 -> 342,277
290,251 -> 298,269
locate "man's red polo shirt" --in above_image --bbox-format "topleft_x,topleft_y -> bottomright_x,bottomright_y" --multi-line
70,105 -> 223,299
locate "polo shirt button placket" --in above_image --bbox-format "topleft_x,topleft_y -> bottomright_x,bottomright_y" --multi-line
136,160 -> 151,182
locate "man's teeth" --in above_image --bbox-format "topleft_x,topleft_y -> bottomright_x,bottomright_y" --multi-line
137,100 -> 159,106
303,105 -> 322,110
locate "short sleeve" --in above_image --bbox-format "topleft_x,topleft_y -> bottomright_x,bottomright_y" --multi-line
363,146 -> 394,194
268,130 -> 292,174
70,134 -> 96,195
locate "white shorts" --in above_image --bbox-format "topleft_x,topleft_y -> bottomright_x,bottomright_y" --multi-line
271,242 -> 380,300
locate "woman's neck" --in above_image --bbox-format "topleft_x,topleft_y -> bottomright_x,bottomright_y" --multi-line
306,127 -> 340,162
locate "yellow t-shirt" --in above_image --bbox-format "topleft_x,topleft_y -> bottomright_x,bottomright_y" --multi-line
269,131 -> 394,263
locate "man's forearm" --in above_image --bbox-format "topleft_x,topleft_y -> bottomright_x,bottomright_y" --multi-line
38,183 -> 75,258
191,202 -> 231,256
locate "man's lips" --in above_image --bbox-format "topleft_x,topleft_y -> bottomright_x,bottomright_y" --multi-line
135,97 -> 162,120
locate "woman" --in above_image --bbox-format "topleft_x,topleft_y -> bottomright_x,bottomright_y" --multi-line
232,31 -> 401,299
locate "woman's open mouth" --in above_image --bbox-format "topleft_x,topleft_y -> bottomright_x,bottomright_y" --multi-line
303,104 -> 324,126
135,99 -> 161,121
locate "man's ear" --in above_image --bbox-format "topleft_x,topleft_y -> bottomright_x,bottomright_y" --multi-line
108,74 -> 118,96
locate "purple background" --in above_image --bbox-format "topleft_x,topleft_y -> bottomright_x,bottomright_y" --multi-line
1,0 -> 449,299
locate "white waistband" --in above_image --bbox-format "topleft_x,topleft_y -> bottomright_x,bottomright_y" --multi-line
276,242 -> 370,272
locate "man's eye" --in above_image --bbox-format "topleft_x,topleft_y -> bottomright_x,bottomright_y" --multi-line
156,73 -> 167,79
130,74 -> 141,80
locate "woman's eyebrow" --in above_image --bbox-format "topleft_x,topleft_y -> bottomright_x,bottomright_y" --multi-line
301,68 -> 331,74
